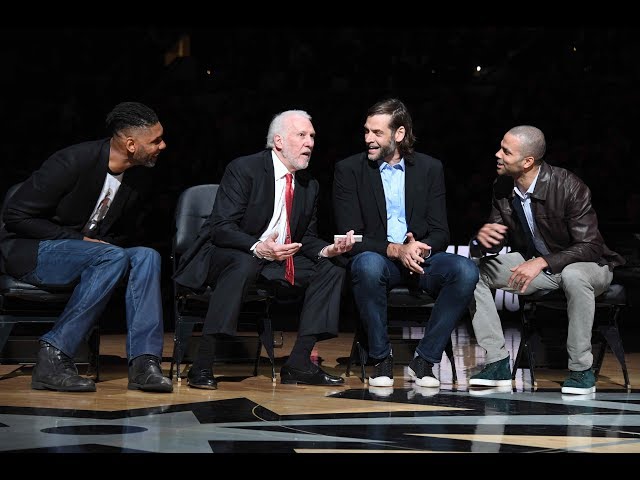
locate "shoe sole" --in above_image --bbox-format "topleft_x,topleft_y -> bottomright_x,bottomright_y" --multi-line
408,367 -> 440,387
280,370 -> 346,385
469,378 -> 512,387
31,381 -> 96,392
186,381 -> 217,390
368,376 -> 393,387
468,385 -> 513,396
128,383 -> 174,393
280,378 -> 345,386
561,386 -> 596,395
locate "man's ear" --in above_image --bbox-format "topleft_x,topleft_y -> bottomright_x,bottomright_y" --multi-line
125,137 -> 136,154
523,155 -> 536,169
394,126 -> 405,143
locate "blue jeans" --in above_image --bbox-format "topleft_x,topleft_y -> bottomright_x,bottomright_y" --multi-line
20,240 -> 165,361
350,251 -> 479,363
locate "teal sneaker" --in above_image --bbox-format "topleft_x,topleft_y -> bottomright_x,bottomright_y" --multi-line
469,356 -> 512,387
561,369 -> 596,395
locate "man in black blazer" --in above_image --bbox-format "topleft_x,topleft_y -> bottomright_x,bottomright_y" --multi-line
333,98 -> 479,389
173,110 -> 355,389
0,101 -> 173,393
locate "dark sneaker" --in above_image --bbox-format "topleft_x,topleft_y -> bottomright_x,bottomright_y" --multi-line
408,356 -> 440,387
561,369 -> 596,395
469,356 -> 512,387
368,354 -> 393,387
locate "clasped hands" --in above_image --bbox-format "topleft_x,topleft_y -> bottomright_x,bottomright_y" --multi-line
254,230 -> 357,261
391,232 -> 431,275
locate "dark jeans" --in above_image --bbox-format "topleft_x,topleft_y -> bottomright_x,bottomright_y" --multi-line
21,239 -> 165,361
350,251 -> 479,363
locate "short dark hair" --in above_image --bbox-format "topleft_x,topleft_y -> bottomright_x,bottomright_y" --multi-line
105,101 -> 159,136
367,98 -> 416,157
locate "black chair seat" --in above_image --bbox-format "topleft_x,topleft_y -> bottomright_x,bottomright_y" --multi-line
0,274 -> 77,302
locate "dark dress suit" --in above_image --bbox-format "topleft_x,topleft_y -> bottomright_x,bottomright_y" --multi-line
0,139 -> 150,278
333,151 -> 479,364
174,150 -> 345,339
333,152 -> 450,256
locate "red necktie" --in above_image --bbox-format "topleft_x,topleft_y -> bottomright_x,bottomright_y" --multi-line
284,173 -> 295,285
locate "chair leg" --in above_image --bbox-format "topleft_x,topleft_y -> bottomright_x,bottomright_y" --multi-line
526,332 -> 541,387
257,316 -> 276,383
596,307 -> 630,389
0,322 -> 15,358
86,327 -> 100,382
512,342 -> 524,381
592,334 -> 608,381
356,341 -> 367,383
444,338 -> 457,384
171,320 -> 196,381
346,335 -> 358,377
517,304 -> 538,387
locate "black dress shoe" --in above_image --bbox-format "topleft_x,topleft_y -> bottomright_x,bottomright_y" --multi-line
187,367 -> 218,390
280,364 -> 345,386
128,355 -> 173,393
31,341 -> 96,392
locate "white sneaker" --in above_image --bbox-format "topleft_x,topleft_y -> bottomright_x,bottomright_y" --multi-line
368,354 -> 394,387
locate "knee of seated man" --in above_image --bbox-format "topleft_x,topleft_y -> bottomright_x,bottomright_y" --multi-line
350,251 -> 386,277
560,264 -> 591,285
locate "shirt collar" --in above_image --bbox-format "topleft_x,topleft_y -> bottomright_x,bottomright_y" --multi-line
378,158 -> 405,173
514,167 -> 541,199
271,151 -> 293,180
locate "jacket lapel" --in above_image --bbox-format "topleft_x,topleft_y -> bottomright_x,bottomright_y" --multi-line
290,171 -> 307,239
404,158 -> 416,223
366,158 -> 387,228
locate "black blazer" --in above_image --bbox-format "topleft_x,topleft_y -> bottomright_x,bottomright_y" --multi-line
0,138 -> 151,278
332,151 -> 450,258
173,150 -> 329,290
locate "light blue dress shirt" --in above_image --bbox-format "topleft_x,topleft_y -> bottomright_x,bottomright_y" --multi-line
379,159 -> 407,244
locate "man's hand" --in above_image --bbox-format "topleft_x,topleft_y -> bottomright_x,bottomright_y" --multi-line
83,237 -> 108,244
508,257 -> 548,293
255,231 -> 301,261
476,223 -> 508,249
387,232 -> 431,274
323,229 -> 357,257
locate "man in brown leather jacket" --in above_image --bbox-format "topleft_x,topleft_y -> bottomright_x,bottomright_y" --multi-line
467,125 -> 625,395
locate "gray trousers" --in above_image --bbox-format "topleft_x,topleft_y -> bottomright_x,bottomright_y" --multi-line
469,252 -> 613,371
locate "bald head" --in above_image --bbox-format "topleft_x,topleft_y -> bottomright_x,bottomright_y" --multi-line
507,125 -> 546,164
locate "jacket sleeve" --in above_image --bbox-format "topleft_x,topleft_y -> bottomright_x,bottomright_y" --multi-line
416,159 -> 450,252
210,161 -> 262,252
333,159 -> 388,256
298,180 -> 330,260
3,152 -> 84,241
542,180 -> 604,273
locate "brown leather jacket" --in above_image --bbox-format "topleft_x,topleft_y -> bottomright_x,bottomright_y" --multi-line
471,161 -> 625,273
